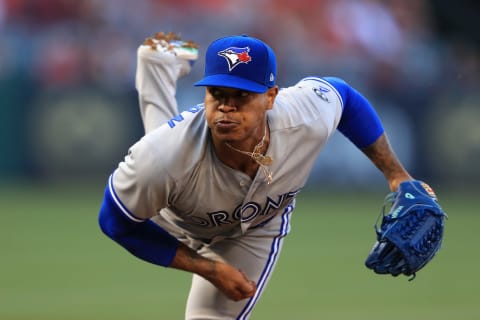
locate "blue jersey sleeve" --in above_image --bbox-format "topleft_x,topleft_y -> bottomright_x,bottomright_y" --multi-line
323,77 -> 384,148
98,176 -> 179,267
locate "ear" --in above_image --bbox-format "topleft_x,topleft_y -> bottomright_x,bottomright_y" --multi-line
265,86 -> 279,110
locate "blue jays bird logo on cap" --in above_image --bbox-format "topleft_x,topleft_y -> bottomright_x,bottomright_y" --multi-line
218,47 -> 252,71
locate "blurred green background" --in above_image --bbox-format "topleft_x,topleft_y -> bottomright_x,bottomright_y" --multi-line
1,0 -> 479,319
0,185 -> 477,319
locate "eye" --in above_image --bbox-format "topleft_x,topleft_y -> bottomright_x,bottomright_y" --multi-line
208,88 -> 222,98
237,91 -> 250,98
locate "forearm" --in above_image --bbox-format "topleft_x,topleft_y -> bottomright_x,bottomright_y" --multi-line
99,176 -> 255,300
170,243 -> 257,301
170,243 -> 217,278
362,133 -> 413,191
136,45 -> 181,133
135,34 -> 198,133
324,78 -> 411,190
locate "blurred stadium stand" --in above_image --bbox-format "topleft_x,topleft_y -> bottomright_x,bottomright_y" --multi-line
0,0 -> 478,189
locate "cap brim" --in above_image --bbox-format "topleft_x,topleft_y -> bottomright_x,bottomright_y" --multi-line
194,74 -> 267,93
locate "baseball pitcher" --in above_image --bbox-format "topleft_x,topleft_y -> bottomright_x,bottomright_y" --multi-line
98,33 -> 446,319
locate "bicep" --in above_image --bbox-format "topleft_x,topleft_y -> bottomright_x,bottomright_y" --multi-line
324,77 -> 384,149
112,137 -> 172,220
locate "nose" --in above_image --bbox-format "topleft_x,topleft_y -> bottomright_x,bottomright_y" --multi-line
218,97 -> 237,112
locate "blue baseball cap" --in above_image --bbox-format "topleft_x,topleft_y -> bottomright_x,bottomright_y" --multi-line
194,35 -> 277,93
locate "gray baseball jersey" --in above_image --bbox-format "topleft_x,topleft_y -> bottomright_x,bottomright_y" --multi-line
110,46 -> 343,319
113,81 -> 341,240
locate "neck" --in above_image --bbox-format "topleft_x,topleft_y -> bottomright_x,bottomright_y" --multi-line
212,123 -> 273,183
231,123 -> 268,152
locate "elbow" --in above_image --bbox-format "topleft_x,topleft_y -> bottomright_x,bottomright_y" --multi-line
98,187 -> 133,241
98,204 -> 122,241
98,208 -> 113,239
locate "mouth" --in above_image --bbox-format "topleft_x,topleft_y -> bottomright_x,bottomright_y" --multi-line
214,119 -> 239,130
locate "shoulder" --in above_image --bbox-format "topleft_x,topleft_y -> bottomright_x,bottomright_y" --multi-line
120,105 -> 208,187
298,76 -> 354,108
142,105 -> 209,174
269,77 -> 344,131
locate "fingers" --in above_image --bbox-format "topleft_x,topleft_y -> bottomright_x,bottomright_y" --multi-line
211,265 -> 257,301
238,269 -> 257,297
143,32 -> 180,48
224,269 -> 256,301
230,284 -> 256,301
142,32 -> 199,51
239,269 -> 253,284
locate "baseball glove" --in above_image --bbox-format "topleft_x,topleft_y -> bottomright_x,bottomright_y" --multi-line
365,180 -> 447,280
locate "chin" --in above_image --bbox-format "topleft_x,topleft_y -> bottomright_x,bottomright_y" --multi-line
213,131 -> 241,146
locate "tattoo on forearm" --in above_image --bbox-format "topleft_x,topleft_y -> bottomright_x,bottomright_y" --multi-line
362,134 -> 406,180
184,246 -> 198,264
176,245 -> 217,279
207,259 -> 217,278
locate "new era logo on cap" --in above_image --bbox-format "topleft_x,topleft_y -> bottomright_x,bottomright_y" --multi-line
194,35 -> 277,93
218,47 -> 252,71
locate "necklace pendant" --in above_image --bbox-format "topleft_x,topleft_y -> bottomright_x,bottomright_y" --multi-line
259,155 -> 273,166
252,154 -> 273,166
266,172 -> 273,184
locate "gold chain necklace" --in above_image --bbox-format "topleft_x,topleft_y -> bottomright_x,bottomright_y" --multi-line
225,126 -> 274,184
